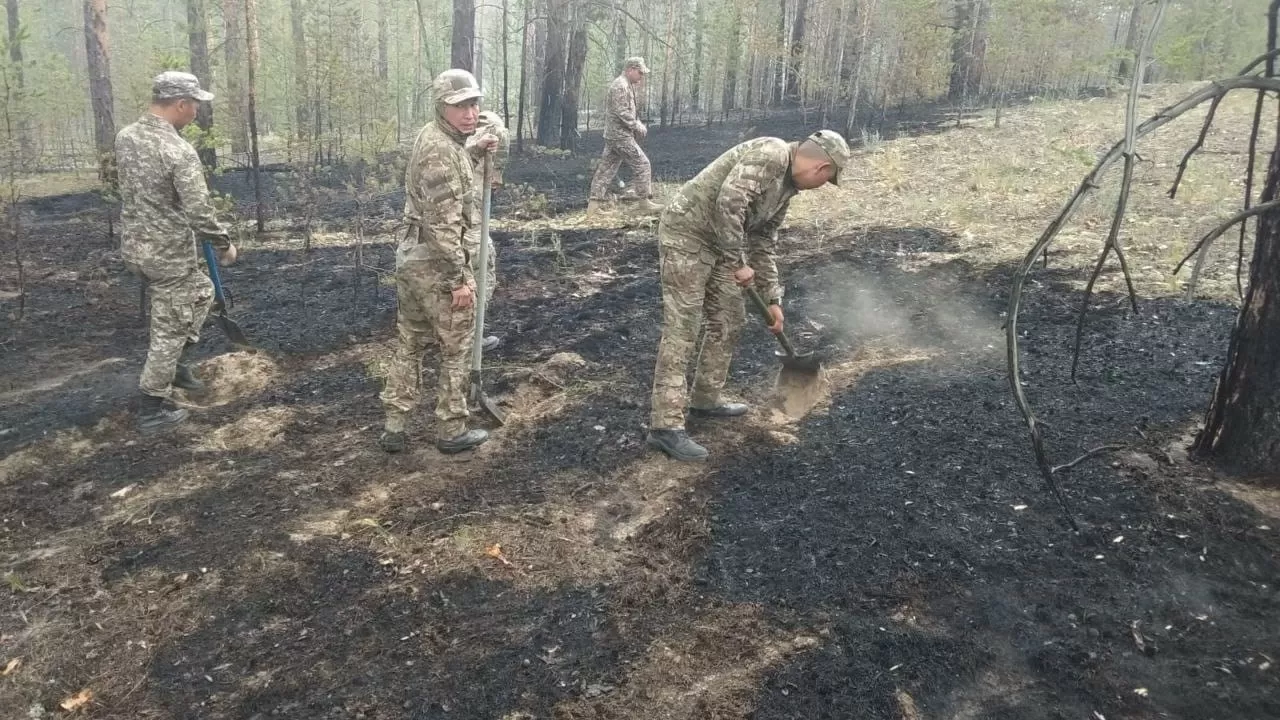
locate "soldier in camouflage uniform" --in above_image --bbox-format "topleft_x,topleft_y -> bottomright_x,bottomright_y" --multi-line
116,71 -> 237,434
379,69 -> 498,455
647,130 -> 851,461
464,110 -> 509,350
587,57 -> 662,216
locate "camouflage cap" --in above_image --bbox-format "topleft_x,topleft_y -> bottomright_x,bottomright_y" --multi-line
623,56 -> 650,74
152,71 -> 215,102
807,129 -> 851,185
433,69 -> 483,105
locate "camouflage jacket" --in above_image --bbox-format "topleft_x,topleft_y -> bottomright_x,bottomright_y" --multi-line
661,137 -> 797,301
603,75 -> 640,141
400,120 -> 475,289
116,114 -> 229,280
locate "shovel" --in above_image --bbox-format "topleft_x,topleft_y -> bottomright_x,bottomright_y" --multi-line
200,239 -> 253,349
744,285 -> 824,415
469,155 -> 506,425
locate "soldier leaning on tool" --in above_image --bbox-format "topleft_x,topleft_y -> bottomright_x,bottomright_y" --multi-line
379,69 -> 498,455
463,110 -> 509,351
587,56 -> 662,217
646,130 -> 851,461
116,71 -> 237,435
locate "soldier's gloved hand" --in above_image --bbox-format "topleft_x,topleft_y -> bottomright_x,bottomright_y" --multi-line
766,304 -> 785,335
219,242 -> 239,266
732,265 -> 755,287
451,283 -> 475,310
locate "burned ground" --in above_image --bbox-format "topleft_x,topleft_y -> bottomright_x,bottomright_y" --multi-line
1,98 -> 1278,719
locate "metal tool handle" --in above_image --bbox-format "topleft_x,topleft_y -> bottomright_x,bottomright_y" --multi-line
201,239 -> 227,308
744,284 -> 799,358
470,154 -> 494,373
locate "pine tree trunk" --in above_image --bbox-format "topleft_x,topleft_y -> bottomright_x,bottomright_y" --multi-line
1194,33 -> 1280,480
1117,0 -> 1143,81
691,0 -> 704,112
413,0 -> 427,123
773,0 -> 787,108
560,13 -> 587,150
83,0 -> 115,182
613,12 -> 627,71
517,0 -> 528,150
535,0 -> 566,146
187,0 -> 216,168
452,0 -> 475,71
223,0 -> 249,153
377,0 -> 389,81
785,0 -> 807,106
949,0 -> 989,102
245,0 -> 264,232
290,0 -> 310,142
502,0 -> 510,122
723,8 -> 740,112
5,0 -> 31,166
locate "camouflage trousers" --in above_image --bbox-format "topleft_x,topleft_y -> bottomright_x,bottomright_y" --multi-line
589,136 -> 652,200
649,228 -> 746,430
130,266 -> 214,399
379,261 -> 476,441
464,228 -> 497,303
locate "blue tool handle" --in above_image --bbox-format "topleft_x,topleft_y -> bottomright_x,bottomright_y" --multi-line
201,240 -> 227,307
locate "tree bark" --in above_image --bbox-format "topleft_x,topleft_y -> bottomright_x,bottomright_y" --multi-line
244,0 -> 264,231
535,0 -> 567,146
377,0 -> 389,81
773,0 -> 787,108
5,0 -> 31,166
290,0 -> 310,142
452,0 -> 475,71
949,0 -> 989,102
613,11 -> 627,71
784,0 -> 807,106
187,0 -> 216,167
517,0 -> 529,151
1117,0 -> 1143,82
691,0 -> 704,111
560,12 -> 587,150
223,0 -> 249,153
413,0 -> 427,123
83,0 -> 115,182
723,7 -> 740,112
502,0 -> 510,123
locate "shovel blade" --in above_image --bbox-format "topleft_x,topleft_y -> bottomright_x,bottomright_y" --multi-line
215,312 -> 254,350
773,353 -> 826,419
469,380 -> 507,426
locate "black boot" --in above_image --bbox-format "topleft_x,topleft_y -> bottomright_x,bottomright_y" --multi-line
437,429 -> 489,454
646,428 -> 709,461
689,402 -> 749,418
172,343 -> 205,393
137,393 -> 188,435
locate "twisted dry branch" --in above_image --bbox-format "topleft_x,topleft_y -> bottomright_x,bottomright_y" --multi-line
1006,75 -> 1280,531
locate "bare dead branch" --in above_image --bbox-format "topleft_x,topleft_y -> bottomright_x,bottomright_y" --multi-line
1005,74 -> 1280,532
1176,199 -> 1280,295
1168,93 -> 1222,199
1051,445 -> 1127,475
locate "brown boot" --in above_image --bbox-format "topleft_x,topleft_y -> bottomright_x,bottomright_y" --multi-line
625,198 -> 663,216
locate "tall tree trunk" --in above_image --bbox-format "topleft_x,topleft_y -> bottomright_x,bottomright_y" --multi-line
187,0 -> 216,168
413,0 -> 427,123
377,0 -> 389,81
223,0 -> 248,153
1194,8 -> 1280,477
560,13 -> 587,150
784,0 -> 807,106
452,0 -> 475,71
290,0 -> 310,142
723,7 -> 740,112
772,0 -> 787,108
502,0 -> 510,123
613,11 -> 627,70
1117,0 -> 1143,81
5,0 -> 31,166
691,0 -> 704,111
536,0 -> 567,146
659,0 -> 676,126
83,0 -> 114,182
517,0 -> 529,151
245,0 -> 264,232
949,0 -> 989,102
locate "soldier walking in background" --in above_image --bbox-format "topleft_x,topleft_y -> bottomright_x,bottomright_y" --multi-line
588,57 -> 662,217
647,130 -> 851,461
379,69 -> 497,455
116,71 -> 237,434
